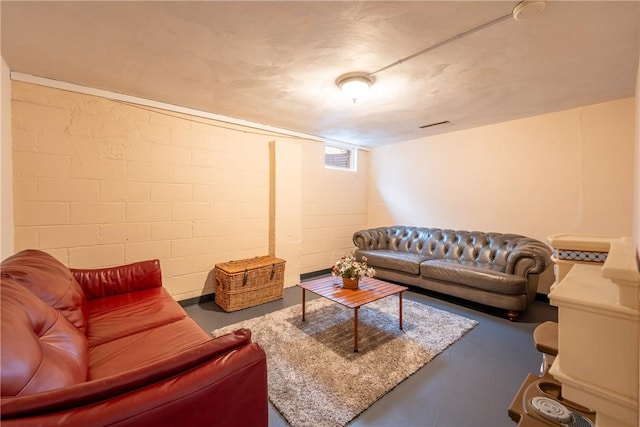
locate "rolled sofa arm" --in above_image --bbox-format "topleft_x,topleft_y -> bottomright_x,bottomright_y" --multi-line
353,228 -> 393,250
505,240 -> 552,277
71,260 -> 162,300
1,329 -> 265,425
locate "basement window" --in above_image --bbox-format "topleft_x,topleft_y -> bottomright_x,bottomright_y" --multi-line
324,145 -> 356,171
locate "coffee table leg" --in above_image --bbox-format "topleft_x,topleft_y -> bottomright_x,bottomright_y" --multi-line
302,289 -> 306,322
354,307 -> 359,353
399,291 -> 404,331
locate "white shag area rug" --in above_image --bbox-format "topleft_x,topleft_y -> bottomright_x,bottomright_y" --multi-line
213,296 -> 477,427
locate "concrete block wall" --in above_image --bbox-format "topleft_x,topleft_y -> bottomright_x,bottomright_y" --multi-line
273,139 -> 303,287
11,81 -> 270,301
300,142 -> 369,273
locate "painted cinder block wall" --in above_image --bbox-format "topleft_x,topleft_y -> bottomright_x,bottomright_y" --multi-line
11,81 -> 270,300
274,139 -> 370,279
301,143 -> 369,273
10,81 -> 369,300
5,78 -> 638,300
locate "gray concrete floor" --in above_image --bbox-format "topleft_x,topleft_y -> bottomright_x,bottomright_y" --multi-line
184,283 -> 557,427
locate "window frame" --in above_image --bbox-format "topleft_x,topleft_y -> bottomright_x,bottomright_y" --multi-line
323,144 -> 357,172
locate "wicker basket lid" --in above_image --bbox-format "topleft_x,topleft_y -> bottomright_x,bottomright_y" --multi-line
215,255 -> 286,273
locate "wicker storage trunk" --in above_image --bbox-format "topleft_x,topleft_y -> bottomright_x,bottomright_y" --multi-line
214,255 -> 286,312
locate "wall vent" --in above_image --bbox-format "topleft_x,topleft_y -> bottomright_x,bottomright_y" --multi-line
419,120 -> 450,129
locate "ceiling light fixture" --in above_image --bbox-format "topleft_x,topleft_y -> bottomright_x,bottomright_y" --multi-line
512,0 -> 546,21
336,73 -> 373,103
334,0 -> 546,105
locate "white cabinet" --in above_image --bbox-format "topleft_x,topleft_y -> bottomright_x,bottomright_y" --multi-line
547,234 -> 639,427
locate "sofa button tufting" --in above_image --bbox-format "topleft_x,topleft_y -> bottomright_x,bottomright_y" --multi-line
351,226 -> 553,321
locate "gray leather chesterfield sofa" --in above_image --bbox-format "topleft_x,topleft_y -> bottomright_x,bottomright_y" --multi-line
353,226 -> 553,320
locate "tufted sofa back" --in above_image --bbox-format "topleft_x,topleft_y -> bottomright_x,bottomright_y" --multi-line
1,279 -> 89,397
353,226 -> 551,274
1,250 -> 88,332
1,250 -> 90,397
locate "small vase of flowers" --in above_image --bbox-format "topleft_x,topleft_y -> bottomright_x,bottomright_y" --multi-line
332,253 -> 376,290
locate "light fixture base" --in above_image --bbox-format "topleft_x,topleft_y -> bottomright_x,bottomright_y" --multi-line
513,0 -> 546,21
336,72 -> 373,103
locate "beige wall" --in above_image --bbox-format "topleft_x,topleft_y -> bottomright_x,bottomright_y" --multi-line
273,139 -> 303,287
301,144 -> 369,273
369,98 -> 636,244
634,54 -> 640,258
1,57 -> 13,258
8,80 -> 370,298
11,81 -> 272,301
268,137 -> 371,284
5,78 -> 636,300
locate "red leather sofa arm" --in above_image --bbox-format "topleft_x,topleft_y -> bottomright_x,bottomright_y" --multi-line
1,329 -> 267,427
71,259 -> 163,300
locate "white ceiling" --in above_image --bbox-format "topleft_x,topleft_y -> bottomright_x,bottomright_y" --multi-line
2,1 -> 638,147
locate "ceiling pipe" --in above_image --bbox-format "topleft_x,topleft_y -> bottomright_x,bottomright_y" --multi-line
368,0 -> 546,77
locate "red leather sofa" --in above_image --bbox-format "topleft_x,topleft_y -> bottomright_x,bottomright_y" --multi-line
1,249 -> 268,426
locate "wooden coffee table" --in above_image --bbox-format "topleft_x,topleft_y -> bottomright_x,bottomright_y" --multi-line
297,276 -> 408,352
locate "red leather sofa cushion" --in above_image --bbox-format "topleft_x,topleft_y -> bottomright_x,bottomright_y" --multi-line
85,287 -> 188,347
1,249 -> 88,333
1,279 -> 89,396
89,318 -> 211,379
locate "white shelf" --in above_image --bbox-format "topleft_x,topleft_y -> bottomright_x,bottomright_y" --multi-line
547,233 -> 639,427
